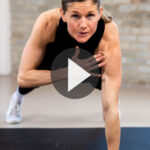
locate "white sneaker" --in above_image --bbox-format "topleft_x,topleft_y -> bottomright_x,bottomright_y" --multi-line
6,93 -> 23,124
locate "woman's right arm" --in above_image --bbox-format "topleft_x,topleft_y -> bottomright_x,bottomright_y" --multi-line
17,9 -> 61,88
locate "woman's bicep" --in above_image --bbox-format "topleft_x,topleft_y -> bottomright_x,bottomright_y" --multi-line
18,14 -> 50,75
18,39 -> 45,73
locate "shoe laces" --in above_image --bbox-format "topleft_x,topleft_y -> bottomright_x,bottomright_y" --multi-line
9,100 -> 21,117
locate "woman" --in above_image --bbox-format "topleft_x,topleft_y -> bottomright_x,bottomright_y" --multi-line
6,0 -> 122,149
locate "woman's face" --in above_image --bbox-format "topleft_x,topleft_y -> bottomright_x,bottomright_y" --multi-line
61,0 -> 103,43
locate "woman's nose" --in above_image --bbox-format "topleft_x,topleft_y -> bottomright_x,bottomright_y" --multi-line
79,18 -> 87,29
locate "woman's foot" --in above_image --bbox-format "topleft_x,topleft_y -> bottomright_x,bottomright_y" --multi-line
5,89 -> 23,124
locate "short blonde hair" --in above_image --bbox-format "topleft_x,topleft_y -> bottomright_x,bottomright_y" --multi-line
101,8 -> 113,23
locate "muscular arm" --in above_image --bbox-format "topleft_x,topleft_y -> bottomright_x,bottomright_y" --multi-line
95,21 -> 122,150
17,9 -> 61,88
98,21 -> 122,110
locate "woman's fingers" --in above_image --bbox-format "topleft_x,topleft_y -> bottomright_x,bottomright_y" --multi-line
87,60 -> 105,72
90,72 -> 101,77
98,61 -> 106,67
88,64 -> 99,72
85,53 -> 104,62
73,46 -> 80,59
89,55 -> 105,66
85,55 -> 105,69
72,49 -> 105,72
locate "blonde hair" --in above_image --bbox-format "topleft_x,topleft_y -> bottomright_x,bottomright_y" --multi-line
101,8 -> 113,23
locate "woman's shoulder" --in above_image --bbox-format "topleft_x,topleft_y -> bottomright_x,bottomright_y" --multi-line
103,21 -> 119,42
32,8 -> 61,43
40,8 -> 61,24
97,20 -> 120,54
35,8 -> 61,30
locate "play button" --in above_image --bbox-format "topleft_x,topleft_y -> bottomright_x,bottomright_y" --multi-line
50,47 -> 100,99
68,59 -> 91,92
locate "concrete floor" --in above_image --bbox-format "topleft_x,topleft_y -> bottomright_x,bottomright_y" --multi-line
0,75 -> 150,128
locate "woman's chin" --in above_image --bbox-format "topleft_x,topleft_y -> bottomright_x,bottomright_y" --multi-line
76,37 -> 89,43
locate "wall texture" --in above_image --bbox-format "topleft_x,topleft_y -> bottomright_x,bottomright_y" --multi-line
10,0 -> 150,87
0,0 -> 11,75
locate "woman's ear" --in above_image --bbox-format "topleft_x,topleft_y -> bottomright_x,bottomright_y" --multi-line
60,8 -> 67,22
98,7 -> 103,20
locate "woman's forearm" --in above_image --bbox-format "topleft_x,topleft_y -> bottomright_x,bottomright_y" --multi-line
17,68 -> 67,88
17,70 -> 52,88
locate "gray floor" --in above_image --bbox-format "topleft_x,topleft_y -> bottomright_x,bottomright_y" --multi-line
0,75 -> 150,128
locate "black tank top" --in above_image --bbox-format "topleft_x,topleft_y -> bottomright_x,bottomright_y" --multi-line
40,18 -> 105,90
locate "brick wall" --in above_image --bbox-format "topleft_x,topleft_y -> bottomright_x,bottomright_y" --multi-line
10,0 -> 150,87
10,0 -> 61,74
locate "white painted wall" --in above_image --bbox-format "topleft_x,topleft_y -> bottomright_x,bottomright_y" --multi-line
0,0 -> 11,75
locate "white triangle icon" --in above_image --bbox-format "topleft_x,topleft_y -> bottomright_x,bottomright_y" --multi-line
68,59 -> 91,92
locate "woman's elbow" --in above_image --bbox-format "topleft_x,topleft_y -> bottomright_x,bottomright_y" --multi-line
17,72 -> 27,88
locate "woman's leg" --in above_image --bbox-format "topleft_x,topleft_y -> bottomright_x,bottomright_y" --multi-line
6,47 -> 51,124
6,86 -> 41,123
18,87 -> 36,95
5,87 -> 25,124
